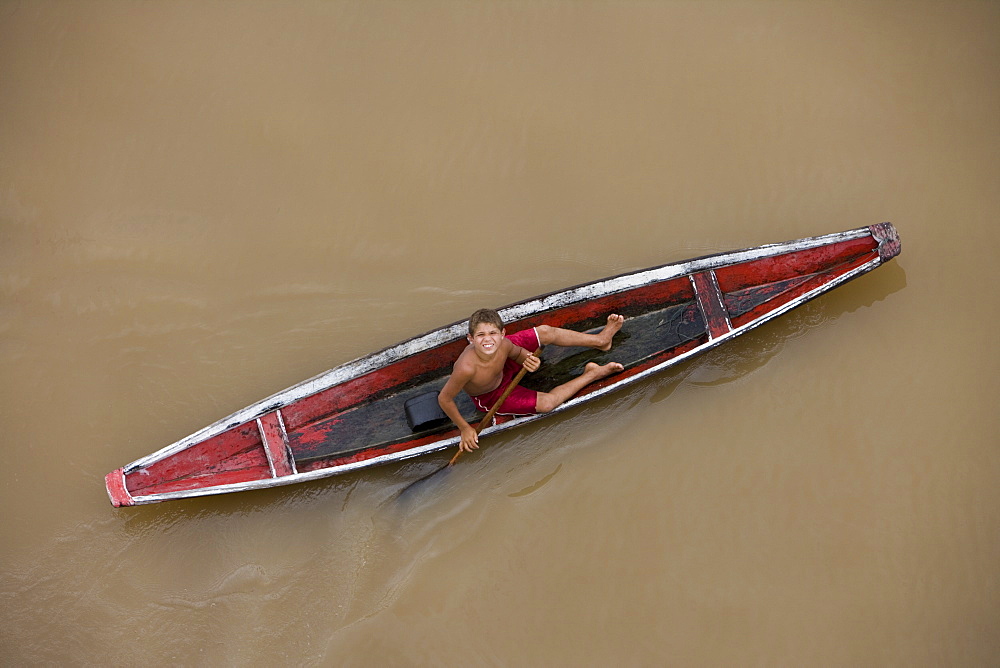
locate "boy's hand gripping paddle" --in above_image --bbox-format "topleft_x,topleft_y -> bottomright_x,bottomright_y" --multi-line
396,347 -> 542,500
448,347 -> 542,467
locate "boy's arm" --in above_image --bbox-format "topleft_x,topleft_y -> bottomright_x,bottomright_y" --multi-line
438,368 -> 480,453
508,342 -> 541,373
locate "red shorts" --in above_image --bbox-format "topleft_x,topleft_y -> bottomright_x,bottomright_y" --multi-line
470,328 -> 540,416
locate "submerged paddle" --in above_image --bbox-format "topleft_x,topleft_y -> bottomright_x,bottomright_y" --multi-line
449,346 -> 542,467
398,347 -> 541,497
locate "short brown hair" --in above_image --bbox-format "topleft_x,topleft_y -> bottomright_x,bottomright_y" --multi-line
468,308 -> 504,335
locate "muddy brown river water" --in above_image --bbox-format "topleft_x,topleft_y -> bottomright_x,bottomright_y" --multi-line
2,1 -> 998,664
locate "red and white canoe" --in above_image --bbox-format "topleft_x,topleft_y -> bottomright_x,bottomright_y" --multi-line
105,223 -> 901,507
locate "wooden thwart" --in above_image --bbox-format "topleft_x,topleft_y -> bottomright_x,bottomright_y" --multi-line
257,411 -> 296,478
690,270 -> 733,340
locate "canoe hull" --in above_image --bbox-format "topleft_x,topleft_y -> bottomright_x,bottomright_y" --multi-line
107,223 -> 900,506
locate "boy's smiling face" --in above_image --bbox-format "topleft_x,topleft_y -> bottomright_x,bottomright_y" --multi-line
468,322 -> 504,357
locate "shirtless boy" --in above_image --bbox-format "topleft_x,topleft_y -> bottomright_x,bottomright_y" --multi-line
438,308 -> 625,454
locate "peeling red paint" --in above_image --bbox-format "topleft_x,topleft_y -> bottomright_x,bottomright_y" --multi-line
714,236 -> 874,294
125,423 -> 269,495
727,252 -> 874,329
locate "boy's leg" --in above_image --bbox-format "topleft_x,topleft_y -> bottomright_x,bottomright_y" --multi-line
535,362 -> 624,413
536,314 -> 624,352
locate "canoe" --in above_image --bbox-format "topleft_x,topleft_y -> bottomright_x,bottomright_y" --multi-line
105,223 -> 901,507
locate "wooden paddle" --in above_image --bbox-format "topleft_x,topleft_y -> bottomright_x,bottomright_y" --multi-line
449,346 -> 542,466
395,346 -> 543,499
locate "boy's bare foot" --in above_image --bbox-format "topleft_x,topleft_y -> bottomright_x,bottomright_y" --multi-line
584,361 -> 625,379
535,360 -> 626,412
596,314 -> 625,351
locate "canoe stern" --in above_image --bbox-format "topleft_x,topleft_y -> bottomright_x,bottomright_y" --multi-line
869,222 -> 901,261
105,468 -> 135,507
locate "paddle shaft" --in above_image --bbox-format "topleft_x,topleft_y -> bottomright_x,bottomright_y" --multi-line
449,347 -> 541,466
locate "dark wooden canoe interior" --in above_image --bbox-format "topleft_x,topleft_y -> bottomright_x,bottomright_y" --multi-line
291,300 -> 705,466
288,233 -> 878,467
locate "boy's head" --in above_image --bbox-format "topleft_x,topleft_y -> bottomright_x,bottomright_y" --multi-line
468,308 -> 504,336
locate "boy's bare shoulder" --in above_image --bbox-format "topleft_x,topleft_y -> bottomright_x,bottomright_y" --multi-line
451,345 -> 477,375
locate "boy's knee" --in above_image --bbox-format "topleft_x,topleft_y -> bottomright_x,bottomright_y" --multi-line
535,394 -> 557,413
535,324 -> 554,344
